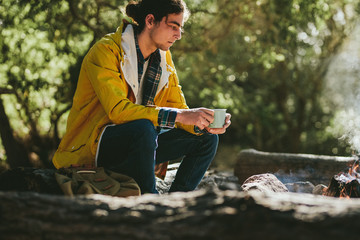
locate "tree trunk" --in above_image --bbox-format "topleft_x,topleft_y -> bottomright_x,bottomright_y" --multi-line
1,189 -> 360,240
0,97 -> 30,168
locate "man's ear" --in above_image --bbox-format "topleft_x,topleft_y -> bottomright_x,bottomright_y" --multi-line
145,14 -> 155,29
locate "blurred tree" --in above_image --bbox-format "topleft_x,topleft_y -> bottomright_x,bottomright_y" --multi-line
0,0 -> 126,167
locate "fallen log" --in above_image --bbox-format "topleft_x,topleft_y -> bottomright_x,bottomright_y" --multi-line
2,189 -> 360,239
235,149 -> 357,185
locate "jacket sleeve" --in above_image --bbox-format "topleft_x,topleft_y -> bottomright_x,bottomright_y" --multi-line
83,39 -> 160,126
163,52 -> 200,135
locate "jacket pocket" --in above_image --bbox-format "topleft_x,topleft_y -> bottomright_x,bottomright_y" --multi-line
68,144 -> 86,153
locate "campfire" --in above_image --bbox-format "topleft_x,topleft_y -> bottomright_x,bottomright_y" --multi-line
323,155 -> 360,198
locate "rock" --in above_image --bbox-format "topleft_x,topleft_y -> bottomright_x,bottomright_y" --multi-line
241,173 -> 288,193
313,184 -> 327,195
0,167 -> 61,194
156,164 -> 242,193
0,165 -> 242,195
285,181 -> 315,193
155,177 -> 171,194
198,170 -> 242,191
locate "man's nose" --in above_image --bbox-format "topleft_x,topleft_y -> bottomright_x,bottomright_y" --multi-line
175,30 -> 182,40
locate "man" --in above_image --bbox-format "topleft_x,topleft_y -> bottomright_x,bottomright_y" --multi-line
52,0 -> 231,194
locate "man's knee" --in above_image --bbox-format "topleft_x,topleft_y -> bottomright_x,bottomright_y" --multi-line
131,119 -> 158,147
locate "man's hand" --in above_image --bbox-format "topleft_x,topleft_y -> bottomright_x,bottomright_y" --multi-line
175,108 -> 214,130
205,113 -> 231,135
175,108 -> 231,134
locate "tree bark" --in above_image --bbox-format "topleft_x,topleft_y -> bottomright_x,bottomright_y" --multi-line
0,97 -> 30,168
1,189 -> 360,240
235,149 -> 357,185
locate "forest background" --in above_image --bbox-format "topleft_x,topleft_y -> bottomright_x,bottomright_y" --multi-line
0,0 -> 360,170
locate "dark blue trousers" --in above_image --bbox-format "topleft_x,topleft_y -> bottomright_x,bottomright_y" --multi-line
97,119 -> 219,194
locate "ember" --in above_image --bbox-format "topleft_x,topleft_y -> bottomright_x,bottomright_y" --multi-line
323,155 -> 360,198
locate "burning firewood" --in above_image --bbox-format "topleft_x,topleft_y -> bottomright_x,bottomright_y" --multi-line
323,156 -> 360,198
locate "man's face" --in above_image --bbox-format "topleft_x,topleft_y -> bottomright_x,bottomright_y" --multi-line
149,13 -> 184,51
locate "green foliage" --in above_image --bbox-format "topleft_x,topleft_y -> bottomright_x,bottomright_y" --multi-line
172,0 -> 360,154
0,0 -> 359,167
0,0 -> 127,165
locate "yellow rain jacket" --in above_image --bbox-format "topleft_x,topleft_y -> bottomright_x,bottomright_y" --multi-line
52,22 -> 196,171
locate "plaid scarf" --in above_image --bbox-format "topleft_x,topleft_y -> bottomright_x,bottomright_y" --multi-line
134,34 -> 162,106
134,32 -> 177,128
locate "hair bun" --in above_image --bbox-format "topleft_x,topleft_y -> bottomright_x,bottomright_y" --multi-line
125,2 -> 141,23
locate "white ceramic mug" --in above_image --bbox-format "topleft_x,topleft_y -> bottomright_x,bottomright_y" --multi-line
208,109 -> 227,128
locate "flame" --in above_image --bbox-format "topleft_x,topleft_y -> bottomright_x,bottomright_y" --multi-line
339,188 -> 350,199
335,159 -> 360,199
323,155 -> 360,199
